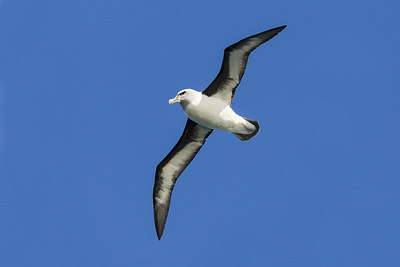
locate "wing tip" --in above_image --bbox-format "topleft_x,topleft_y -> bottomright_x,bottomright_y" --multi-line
156,227 -> 163,240
272,25 -> 287,33
154,202 -> 169,240
154,214 -> 165,240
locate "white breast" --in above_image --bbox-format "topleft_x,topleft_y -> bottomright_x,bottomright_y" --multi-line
182,94 -> 253,134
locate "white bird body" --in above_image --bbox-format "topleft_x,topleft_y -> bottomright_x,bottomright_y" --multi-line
179,89 -> 256,134
154,25 -> 286,239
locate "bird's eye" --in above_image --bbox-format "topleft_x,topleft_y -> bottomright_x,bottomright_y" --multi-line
180,91 -> 186,96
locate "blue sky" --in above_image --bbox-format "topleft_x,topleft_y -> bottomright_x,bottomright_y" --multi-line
0,0 -> 399,266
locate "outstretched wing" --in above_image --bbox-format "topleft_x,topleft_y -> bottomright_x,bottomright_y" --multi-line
153,119 -> 213,239
202,25 -> 286,104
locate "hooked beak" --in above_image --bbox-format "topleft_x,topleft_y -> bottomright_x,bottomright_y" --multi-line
168,96 -> 181,104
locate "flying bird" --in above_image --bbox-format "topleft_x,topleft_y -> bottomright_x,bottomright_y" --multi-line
153,25 -> 286,239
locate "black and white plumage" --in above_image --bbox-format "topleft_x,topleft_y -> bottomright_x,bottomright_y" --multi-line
153,25 -> 286,239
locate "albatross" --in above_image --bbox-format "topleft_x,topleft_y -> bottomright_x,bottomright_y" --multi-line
153,25 -> 286,239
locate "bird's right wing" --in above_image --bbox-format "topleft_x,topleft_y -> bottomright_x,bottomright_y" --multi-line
153,119 -> 213,239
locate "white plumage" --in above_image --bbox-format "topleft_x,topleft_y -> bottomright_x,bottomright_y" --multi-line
153,25 -> 286,240
175,89 -> 256,134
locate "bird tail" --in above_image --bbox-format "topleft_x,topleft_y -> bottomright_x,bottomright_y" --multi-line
233,118 -> 260,141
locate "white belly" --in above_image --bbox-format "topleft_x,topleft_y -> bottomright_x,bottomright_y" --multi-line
182,94 -> 255,134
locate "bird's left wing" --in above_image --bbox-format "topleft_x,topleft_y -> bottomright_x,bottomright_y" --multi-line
202,26 -> 286,104
153,119 -> 213,239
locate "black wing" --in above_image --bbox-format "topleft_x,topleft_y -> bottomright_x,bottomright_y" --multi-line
153,119 -> 213,239
202,25 -> 286,104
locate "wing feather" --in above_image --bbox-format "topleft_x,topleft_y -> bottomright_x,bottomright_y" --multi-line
153,119 -> 213,239
202,25 -> 286,104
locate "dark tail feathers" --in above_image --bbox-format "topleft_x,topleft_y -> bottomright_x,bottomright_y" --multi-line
233,118 -> 260,141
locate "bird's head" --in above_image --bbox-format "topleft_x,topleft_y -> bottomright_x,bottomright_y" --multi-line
168,89 -> 198,106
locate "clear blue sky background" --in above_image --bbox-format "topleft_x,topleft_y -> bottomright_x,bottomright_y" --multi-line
0,0 -> 399,266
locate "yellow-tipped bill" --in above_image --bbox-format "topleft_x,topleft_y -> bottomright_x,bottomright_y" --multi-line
168,96 -> 181,104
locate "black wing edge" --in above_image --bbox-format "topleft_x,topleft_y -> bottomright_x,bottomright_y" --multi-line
202,25 -> 287,100
153,119 -> 213,240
